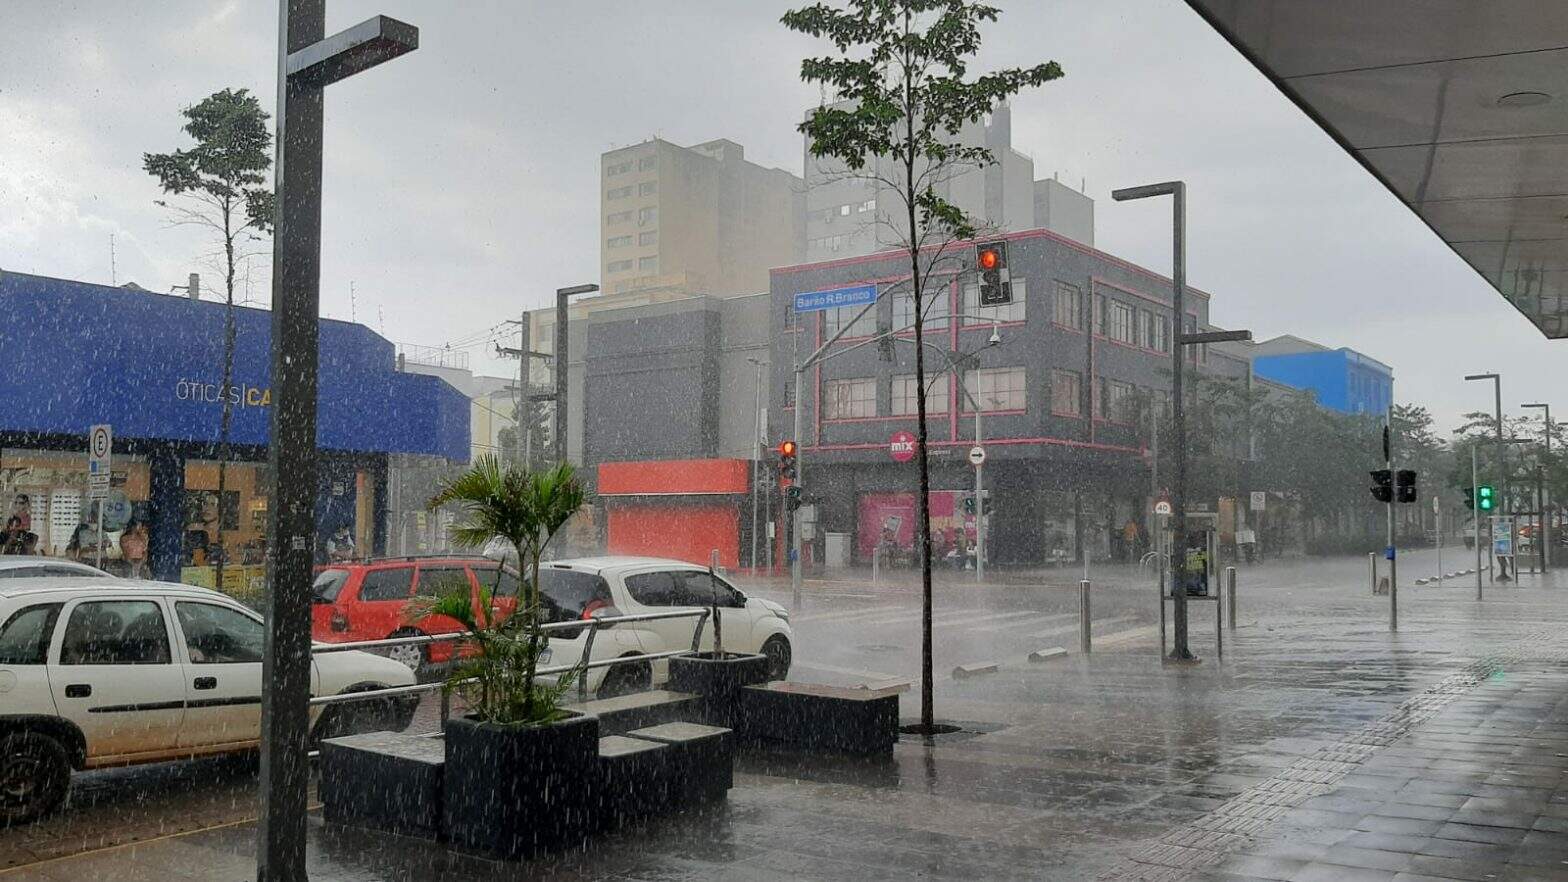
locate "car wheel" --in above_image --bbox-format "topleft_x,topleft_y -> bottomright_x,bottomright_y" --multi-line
762,635 -> 792,681
384,629 -> 428,673
595,657 -> 651,700
0,731 -> 72,826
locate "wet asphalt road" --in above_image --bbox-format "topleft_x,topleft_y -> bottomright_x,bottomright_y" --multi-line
0,549 -> 1535,875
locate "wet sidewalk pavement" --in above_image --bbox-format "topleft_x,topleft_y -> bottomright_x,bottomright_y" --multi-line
6,553 -> 1568,881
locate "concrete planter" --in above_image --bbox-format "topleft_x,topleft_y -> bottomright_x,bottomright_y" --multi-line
442,710 -> 599,860
735,682 -> 900,755
319,731 -> 445,839
668,652 -> 769,725
625,721 -> 734,803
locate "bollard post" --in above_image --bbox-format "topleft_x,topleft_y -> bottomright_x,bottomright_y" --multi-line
1079,579 -> 1092,654
439,689 -> 450,727
1225,566 -> 1237,630
871,544 -> 880,586
1369,552 -> 1377,595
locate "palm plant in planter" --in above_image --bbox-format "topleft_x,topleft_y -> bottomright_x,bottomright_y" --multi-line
420,456 -> 598,859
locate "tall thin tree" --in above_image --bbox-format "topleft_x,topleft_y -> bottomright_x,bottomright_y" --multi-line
145,88 -> 274,587
784,0 -> 1061,733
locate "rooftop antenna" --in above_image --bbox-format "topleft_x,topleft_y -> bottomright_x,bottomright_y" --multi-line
349,281 -> 357,323
109,234 -> 117,285
378,305 -> 386,335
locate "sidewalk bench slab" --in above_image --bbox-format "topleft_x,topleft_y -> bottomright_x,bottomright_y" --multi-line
625,721 -> 734,802
572,689 -> 701,735
735,681 -> 899,755
319,731 -> 444,840
596,735 -> 672,829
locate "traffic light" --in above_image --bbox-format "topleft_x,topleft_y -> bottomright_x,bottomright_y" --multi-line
975,240 -> 1011,306
1463,486 -> 1475,510
1396,469 -> 1417,504
1370,469 -> 1393,503
1477,484 -> 1495,512
786,485 -> 803,511
962,494 -> 976,515
778,439 -> 797,480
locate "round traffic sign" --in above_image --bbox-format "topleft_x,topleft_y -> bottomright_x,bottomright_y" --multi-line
968,446 -> 986,466
90,426 -> 111,460
889,431 -> 916,463
1154,500 -> 1173,516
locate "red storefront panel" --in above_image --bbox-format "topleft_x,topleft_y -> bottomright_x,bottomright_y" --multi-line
856,490 -> 965,560
606,502 -> 740,569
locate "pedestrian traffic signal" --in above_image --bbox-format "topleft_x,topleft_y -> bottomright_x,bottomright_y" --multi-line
786,485 -> 803,511
962,495 -> 976,515
1477,484 -> 1495,511
1462,486 -> 1475,510
1370,469 -> 1393,503
778,439 -> 797,480
975,240 -> 1011,306
1396,469 -> 1417,504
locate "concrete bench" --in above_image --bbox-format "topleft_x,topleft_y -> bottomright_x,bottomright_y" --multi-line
319,731 -> 444,839
735,681 -> 901,755
596,735 -> 673,830
572,689 -> 702,735
625,721 -> 734,803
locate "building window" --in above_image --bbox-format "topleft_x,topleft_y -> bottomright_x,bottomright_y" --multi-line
1136,309 -> 1152,349
606,160 -> 633,177
1183,316 -> 1198,363
824,377 -> 876,419
823,301 -> 876,337
964,367 -> 1026,412
962,278 -> 1026,324
638,156 -> 657,171
1102,379 -> 1135,422
783,303 -> 796,329
638,181 -> 658,197
892,374 -> 946,416
638,206 -> 658,225
1053,281 -> 1082,330
893,287 -> 948,331
606,186 -> 633,200
1051,369 -> 1081,416
607,210 -> 633,225
1151,314 -> 1170,353
638,230 -> 658,246
1093,293 -> 1106,335
857,199 -> 876,212
607,259 -> 634,273
1108,301 -> 1136,345
839,204 -> 851,216
810,233 -> 851,252
606,235 -> 632,249
638,256 -> 658,271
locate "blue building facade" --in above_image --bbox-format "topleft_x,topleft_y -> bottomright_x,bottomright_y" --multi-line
0,271 -> 469,580
1252,346 -> 1393,415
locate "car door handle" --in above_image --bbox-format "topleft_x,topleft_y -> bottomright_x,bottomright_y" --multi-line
193,677 -> 217,690
64,683 -> 91,698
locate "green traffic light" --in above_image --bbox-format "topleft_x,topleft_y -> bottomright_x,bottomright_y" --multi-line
1478,485 -> 1494,511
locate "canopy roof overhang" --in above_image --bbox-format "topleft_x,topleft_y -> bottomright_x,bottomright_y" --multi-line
1186,1 -> 1568,337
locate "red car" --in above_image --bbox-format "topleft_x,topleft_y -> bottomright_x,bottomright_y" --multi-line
310,556 -> 520,671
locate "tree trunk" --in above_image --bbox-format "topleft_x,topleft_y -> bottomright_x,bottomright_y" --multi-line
903,76 -> 937,735
215,200 -> 238,592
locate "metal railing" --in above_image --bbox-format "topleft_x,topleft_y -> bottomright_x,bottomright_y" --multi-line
307,606 -> 713,718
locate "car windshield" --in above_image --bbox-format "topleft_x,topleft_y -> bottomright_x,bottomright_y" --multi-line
312,569 -> 349,603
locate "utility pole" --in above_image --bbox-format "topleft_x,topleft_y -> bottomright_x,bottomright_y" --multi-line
552,284 -> 599,466
747,357 -> 765,573
1473,443 -> 1482,600
1384,412 -> 1397,632
1523,401 -> 1551,572
1466,374 -> 1503,583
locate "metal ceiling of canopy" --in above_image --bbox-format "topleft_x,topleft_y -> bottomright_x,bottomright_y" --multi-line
1186,1 -> 1568,338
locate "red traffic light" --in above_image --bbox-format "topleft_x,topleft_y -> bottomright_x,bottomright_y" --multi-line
978,248 -> 1000,270
778,439 -> 797,458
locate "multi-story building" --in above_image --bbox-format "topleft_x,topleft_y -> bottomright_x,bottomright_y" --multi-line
600,137 -> 804,297
803,104 -> 1094,262
1230,335 -> 1394,416
768,227 -> 1226,567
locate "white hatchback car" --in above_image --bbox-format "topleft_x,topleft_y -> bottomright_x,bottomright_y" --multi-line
536,557 -> 793,698
0,578 -> 417,825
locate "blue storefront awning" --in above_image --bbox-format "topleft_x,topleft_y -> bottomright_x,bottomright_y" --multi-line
0,271 -> 469,461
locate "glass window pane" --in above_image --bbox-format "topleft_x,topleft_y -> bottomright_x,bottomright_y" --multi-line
0,603 -> 61,665
415,566 -> 472,599
1051,370 -> 1081,416
358,567 -> 414,602
1053,281 -> 1082,330
312,569 -> 349,602
964,368 -> 1026,412
824,377 -> 877,419
891,374 -> 946,416
962,279 -> 1025,324
60,600 -> 170,665
176,602 -> 264,664
624,571 -> 680,606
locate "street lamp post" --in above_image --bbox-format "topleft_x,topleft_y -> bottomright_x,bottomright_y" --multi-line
1465,374 -> 1503,582
1111,182 -> 1251,662
262,5 -> 416,880
748,356 -> 765,572
553,283 -> 600,465
1523,402 -> 1551,572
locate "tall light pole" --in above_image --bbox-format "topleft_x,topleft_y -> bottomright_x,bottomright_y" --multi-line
1112,181 -> 1250,662
747,356 -> 765,572
1465,373 -> 1503,582
1523,401 -> 1551,572
262,6 -> 416,880
553,283 -> 599,465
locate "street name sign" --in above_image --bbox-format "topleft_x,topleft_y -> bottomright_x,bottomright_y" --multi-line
793,284 -> 877,314
87,424 -> 112,501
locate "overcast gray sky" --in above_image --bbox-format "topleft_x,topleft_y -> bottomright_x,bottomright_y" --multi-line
1,0 -> 1558,430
